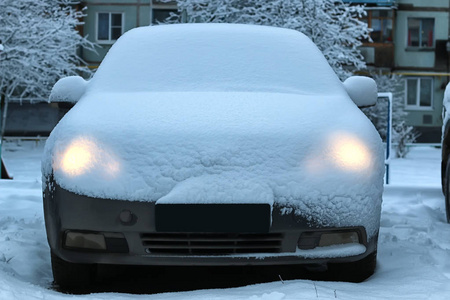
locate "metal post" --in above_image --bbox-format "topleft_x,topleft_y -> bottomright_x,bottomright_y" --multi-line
377,92 -> 393,184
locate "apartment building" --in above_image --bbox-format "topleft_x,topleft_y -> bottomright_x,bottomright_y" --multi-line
347,0 -> 449,142
395,0 -> 449,142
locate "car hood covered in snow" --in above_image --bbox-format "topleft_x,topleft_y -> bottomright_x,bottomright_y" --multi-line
43,91 -> 384,238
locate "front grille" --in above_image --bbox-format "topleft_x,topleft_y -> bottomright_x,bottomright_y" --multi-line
141,233 -> 284,255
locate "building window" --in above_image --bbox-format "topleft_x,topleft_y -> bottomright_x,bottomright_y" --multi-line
97,12 -> 124,42
405,77 -> 433,109
407,18 -> 434,48
361,10 -> 394,43
152,9 -> 178,24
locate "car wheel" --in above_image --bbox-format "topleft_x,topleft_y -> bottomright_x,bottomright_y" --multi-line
327,251 -> 377,283
445,158 -> 450,223
51,252 -> 96,291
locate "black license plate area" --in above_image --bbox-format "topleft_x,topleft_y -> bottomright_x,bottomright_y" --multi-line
155,204 -> 271,233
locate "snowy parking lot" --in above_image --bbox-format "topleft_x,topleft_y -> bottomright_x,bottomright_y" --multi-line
1,140 -> 450,299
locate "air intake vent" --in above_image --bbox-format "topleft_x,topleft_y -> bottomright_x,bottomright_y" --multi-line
141,232 -> 283,255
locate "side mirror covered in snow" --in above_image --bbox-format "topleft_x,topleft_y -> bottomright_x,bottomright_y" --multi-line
49,76 -> 88,103
343,76 -> 378,108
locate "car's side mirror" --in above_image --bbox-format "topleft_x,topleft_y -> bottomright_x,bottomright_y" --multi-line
343,76 -> 378,108
49,76 -> 88,103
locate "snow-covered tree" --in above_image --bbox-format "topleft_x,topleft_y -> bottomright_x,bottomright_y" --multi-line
362,73 -> 418,158
394,121 -> 419,158
0,0 -> 95,102
0,0 -> 95,173
163,0 -> 370,79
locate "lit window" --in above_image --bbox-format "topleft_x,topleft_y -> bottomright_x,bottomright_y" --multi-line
97,13 -> 124,42
407,18 -> 434,48
361,10 -> 394,43
405,77 -> 433,109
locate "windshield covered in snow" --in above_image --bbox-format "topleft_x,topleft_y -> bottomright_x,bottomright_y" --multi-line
88,24 -> 345,95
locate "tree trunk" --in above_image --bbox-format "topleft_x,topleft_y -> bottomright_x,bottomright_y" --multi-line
0,91 -> 12,179
0,91 -> 8,138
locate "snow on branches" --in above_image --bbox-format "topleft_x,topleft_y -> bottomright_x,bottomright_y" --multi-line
362,73 -> 418,158
163,0 -> 370,79
0,0 -> 96,100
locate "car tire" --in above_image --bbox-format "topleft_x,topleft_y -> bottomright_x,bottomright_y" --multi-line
327,251 -> 377,283
51,252 -> 96,291
445,158 -> 450,223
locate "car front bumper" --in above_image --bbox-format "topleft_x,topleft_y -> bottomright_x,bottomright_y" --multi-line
43,180 -> 378,266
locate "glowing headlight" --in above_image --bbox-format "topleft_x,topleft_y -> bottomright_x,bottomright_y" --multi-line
329,133 -> 372,171
58,139 -> 95,176
54,137 -> 120,178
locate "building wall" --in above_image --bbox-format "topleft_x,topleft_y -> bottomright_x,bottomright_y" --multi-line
395,10 -> 448,68
394,6 -> 447,129
403,76 -> 445,126
402,0 -> 449,8
4,102 -> 71,136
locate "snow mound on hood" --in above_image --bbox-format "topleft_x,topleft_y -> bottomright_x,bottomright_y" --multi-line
157,175 -> 274,205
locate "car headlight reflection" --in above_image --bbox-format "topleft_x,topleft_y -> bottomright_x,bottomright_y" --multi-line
54,137 -> 120,178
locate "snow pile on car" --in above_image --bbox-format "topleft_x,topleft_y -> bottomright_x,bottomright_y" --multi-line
42,24 -> 384,239
343,76 -> 378,107
444,82 -> 450,106
442,82 -> 450,136
49,76 -> 87,103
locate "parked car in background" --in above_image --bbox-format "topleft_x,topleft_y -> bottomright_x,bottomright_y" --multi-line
441,83 -> 450,223
42,24 -> 384,290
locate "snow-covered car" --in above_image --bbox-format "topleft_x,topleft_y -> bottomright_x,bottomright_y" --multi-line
441,83 -> 450,223
42,24 -> 384,289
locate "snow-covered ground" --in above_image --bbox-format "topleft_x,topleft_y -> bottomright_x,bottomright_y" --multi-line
1,140 -> 450,299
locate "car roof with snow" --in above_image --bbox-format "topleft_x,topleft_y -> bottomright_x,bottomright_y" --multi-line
87,23 -> 346,96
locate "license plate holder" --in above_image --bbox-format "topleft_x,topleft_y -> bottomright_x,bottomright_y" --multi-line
155,204 -> 271,233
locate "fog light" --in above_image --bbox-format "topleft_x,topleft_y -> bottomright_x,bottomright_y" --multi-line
119,209 -> 136,225
65,232 -> 107,250
318,232 -> 359,247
